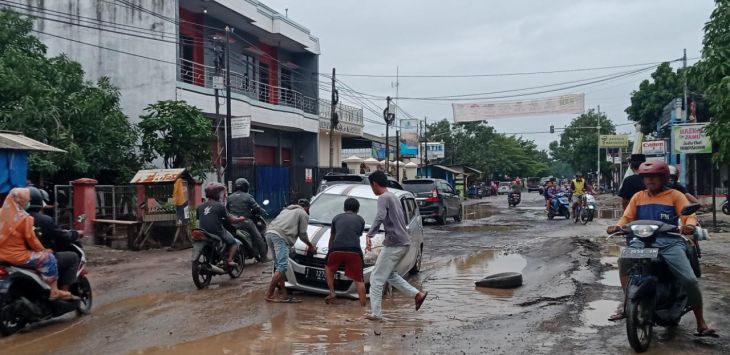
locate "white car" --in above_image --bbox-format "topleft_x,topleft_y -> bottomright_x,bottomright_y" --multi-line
285,184 -> 425,298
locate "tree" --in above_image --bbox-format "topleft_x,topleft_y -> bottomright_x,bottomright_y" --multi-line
549,110 -> 616,177
625,63 -> 684,134
138,100 -> 215,178
695,0 -> 730,164
0,10 -> 139,183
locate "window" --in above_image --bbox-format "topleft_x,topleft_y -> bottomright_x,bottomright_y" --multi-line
401,197 -> 417,223
406,198 -> 418,222
258,63 -> 270,102
280,68 -> 293,105
179,34 -> 194,84
241,54 -> 255,92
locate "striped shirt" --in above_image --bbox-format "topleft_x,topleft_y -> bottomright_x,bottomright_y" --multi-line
618,188 -> 697,227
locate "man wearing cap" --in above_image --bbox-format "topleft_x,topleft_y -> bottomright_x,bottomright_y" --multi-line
618,154 -> 647,210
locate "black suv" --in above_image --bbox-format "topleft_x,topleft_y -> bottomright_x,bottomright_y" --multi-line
317,173 -> 403,193
402,178 -> 462,225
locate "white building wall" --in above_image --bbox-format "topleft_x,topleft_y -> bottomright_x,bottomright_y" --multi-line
22,0 -> 179,125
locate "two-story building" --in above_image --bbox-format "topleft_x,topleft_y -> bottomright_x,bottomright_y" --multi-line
22,0 -> 322,210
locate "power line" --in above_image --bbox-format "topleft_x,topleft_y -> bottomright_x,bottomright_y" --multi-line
330,57 -> 693,78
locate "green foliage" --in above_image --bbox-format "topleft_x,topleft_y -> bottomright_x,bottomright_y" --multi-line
0,10 -> 139,182
549,110 -> 616,176
138,100 -> 215,178
695,0 -> 730,164
426,119 -> 549,179
625,63 -> 684,134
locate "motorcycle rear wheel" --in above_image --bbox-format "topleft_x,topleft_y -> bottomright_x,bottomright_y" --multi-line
75,276 -> 93,316
580,209 -> 591,225
0,304 -> 24,336
192,250 -> 213,289
228,249 -> 245,279
723,203 -> 730,215
626,299 -> 653,353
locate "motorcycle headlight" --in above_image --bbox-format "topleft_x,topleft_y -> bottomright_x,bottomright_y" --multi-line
630,224 -> 659,238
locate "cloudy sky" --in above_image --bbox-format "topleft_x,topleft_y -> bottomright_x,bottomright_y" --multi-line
267,0 -> 715,149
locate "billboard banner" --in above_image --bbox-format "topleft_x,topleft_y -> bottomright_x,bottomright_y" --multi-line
598,135 -> 629,148
400,119 -> 419,157
419,142 -> 445,159
452,94 -> 584,122
672,123 -> 712,154
641,140 -> 666,156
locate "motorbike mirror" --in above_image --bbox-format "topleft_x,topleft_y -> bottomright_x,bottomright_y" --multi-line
263,200 -> 270,206
681,203 -> 700,216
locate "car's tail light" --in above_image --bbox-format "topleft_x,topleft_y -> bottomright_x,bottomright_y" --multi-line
0,266 -> 8,278
425,189 -> 440,203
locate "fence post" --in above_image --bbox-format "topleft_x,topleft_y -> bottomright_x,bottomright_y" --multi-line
72,178 -> 97,237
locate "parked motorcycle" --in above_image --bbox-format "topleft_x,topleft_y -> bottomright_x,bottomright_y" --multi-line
191,229 -> 245,289
609,203 -> 702,352
722,196 -> 729,215
231,200 -> 270,262
0,240 -> 92,335
548,192 -> 571,220
508,191 -> 521,207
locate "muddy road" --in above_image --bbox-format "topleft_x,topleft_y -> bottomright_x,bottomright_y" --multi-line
2,193 -> 729,354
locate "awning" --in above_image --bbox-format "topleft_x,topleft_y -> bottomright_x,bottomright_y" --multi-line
0,131 -> 66,152
432,164 -> 462,175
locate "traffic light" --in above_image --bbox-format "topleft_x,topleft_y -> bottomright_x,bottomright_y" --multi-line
550,125 -> 554,134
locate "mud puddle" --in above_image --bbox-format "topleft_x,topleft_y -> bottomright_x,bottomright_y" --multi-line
444,224 -> 516,233
599,244 -> 621,287
138,250 -> 529,354
573,300 -> 621,334
462,203 -> 495,220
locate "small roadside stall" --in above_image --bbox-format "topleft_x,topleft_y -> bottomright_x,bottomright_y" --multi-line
128,168 -> 197,250
0,130 -> 65,199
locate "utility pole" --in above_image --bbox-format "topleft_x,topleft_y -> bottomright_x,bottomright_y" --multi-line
224,26 -> 233,186
422,117 -> 428,167
213,42 -> 223,182
596,105 -> 601,193
383,96 -> 394,173
329,68 -> 338,172
395,129 -> 401,181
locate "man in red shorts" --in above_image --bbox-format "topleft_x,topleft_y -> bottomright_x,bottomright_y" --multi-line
325,197 -> 367,306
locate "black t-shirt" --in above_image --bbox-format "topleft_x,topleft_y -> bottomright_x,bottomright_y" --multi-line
196,200 -> 229,237
329,212 -> 365,254
619,175 -> 645,200
667,182 -> 688,194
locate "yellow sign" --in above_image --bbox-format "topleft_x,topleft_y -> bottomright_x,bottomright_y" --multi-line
599,135 -> 629,148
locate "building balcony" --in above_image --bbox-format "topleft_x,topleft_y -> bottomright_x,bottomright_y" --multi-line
178,59 -> 318,115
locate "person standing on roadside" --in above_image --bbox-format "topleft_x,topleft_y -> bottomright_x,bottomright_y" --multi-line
365,171 -> 428,321
264,199 -> 315,303
618,154 -> 646,210
324,197 -> 367,306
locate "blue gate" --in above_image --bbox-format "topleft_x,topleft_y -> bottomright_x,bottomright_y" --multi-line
255,166 -> 290,216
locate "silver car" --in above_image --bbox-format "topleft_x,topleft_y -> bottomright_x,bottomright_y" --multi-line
285,184 -> 425,298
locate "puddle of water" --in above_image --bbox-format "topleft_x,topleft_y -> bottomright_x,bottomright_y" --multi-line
599,269 -> 621,287
462,203 -> 495,220
606,244 -> 621,257
445,224 -> 516,233
580,300 -> 621,329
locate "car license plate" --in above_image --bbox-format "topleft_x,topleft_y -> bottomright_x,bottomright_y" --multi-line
305,267 -> 329,282
621,248 -> 659,259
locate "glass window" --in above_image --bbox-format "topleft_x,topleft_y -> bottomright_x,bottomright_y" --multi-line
308,194 -> 377,228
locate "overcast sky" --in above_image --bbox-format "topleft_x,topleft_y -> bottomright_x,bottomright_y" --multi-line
266,0 -> 715,149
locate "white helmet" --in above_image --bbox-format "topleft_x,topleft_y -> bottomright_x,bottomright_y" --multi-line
668,165 -> 678,176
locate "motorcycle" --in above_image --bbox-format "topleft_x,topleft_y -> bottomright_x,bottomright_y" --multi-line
191,229 -> 245,289
722,196 -> 729,215
609,203 -> 702,352
548,192 -> 571,220
576,193 -> 597,225
231,200 -> 270,262
508,191 -> 521,207
0,240 -> 92,335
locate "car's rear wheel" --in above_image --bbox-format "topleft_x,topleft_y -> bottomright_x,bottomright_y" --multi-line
409,244 -> 423,274
453,206 -> 462,222
437,207 -> 447,225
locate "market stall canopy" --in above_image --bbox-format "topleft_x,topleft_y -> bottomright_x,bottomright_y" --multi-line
0,131 -> 66,152
130,168 -> 194,184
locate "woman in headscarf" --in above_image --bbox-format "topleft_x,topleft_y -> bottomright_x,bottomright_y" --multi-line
0,188 -> 74,300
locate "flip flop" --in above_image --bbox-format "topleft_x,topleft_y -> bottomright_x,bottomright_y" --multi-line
265,298 -> 282,303
324,295 -> 336,304
694,328 -> 719,338
364,314 -> 383,322
415,292 -> 429,311
608,311 -> 625,322
280,297 -> 302,303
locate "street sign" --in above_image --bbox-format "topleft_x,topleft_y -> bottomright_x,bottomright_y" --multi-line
641,140 -> 666,155
230,115 -> 251,139
672,123 -> 712,154
599,135 -> 629,148
212,76 -> 225,89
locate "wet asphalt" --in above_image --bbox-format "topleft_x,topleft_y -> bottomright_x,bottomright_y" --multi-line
1,193 -> 729,354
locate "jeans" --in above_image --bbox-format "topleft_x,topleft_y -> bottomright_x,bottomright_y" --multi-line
267,233 -> 289,273
369,245 -> 420,318
618,236 -> 702,309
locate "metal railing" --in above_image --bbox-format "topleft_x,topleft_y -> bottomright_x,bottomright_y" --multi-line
96,185 -> 138,221
178,59 -> 318,115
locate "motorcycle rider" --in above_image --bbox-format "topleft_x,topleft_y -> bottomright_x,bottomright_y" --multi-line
570,172 -> 591,217
227,178 -> 268,262
618,154 -> 647,210
667,165 -> 700,204
197,183 -> 246,268
27,187 -> 81,292
606,161 -> 717,337
544,178 -> 558,211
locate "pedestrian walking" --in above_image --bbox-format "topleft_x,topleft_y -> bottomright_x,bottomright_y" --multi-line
264,199 -> 315,303
324,197 -> 367,306
365,171 -> 428,321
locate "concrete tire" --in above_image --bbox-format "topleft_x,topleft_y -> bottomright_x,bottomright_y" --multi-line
475,272 -> 523,289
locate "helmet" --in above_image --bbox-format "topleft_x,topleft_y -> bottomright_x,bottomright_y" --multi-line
233,178 -> 250,192
668,165 -> 678,177
204,182 -> 227,200
28,186 -> 45,209
576,172 -> 583,177
297,198 -> 310,208
637,161 -> 670,179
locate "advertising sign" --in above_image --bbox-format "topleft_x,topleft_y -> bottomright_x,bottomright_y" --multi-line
598,135 -> 629,148
400,119 -> 420,157
641,140 -> 666,156
452,94 -> 584,122
230,115 -> 251,139
672,123 -> 712,154
419,142 -> 445,159
372,142 -> 386,160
